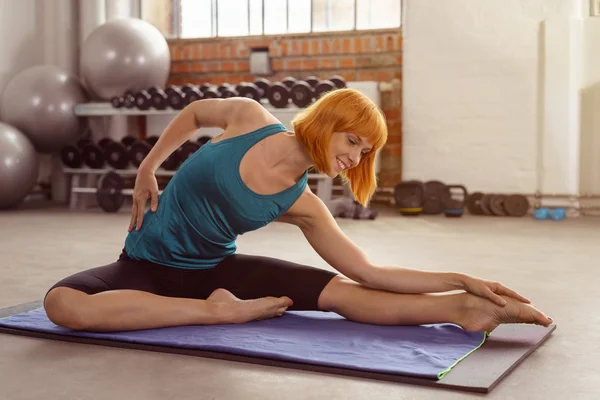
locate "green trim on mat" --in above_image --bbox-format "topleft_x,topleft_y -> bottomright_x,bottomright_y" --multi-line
437,331 -> 489,380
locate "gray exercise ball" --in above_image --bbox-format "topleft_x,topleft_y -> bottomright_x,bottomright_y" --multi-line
80,18 -> 171,100
0,65 -> 88,154
0,123 -> 38,209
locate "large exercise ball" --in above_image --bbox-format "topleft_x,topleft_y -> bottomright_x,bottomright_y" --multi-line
0,65 -> 88,154
0,123 -> 38,209
80,18 -> 171,100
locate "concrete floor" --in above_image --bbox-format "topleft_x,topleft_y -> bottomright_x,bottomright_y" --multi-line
0,204 -> 598,399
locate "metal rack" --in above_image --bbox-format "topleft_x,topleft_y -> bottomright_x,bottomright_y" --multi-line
67,80 -> 381,211
63,166 -> 333,210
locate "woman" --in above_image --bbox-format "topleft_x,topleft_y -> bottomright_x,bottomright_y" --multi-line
44,88 -> 552,333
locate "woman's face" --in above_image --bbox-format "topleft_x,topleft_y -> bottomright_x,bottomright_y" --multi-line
326,131 -> 373,177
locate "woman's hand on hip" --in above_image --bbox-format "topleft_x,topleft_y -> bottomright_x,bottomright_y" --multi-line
129,168 -> 159,232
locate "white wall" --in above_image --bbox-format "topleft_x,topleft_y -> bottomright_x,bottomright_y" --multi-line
580,18 -> 600,196
0,0 -> 45,99
402,0 -> 586,195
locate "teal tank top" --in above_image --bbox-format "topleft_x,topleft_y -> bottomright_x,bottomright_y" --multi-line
124,123 -> 308,269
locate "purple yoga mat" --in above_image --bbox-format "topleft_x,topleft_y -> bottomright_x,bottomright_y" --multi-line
0,308 -> 486,380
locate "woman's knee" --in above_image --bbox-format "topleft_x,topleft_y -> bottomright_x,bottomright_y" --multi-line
44,287 -> 91,330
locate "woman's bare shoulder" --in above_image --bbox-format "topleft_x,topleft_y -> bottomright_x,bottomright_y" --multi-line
212,98 -> 283,143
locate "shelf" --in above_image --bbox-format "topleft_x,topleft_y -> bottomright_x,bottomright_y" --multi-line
74,101 -> 306,117
63,167 -> 176,176
72,187 -> 164,196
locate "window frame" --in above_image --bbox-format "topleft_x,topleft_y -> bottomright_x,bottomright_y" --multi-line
155,0 -> 402,40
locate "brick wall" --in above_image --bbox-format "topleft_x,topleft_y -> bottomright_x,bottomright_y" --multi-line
166,29 -> 402,194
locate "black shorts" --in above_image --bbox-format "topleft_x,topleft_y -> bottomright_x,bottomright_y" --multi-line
46,250 -> 339,311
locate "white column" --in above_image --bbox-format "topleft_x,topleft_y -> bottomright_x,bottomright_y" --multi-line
106,0 -> 134,20
79,0 -> 106,44
42,0 -> 80,203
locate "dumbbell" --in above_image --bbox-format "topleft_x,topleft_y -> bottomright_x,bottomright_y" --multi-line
134,85 -> 170,110
100,136 -> 153,170
265,82 -> 291,108
443,185 -> 468,218
141,135 -> 180,170
180,84 -> 204,104
288,79 -> 336,107
216,83 -> 239,98
60,138 -> 94,169
254,78 -> 271,96
164,85 -> 187,110
329,75 -> 346,89
74,138 -> 115,169
178,140 -> 202,164
199,84 -> 221,99
534,207 -> 566,221
237,82 -> 264,102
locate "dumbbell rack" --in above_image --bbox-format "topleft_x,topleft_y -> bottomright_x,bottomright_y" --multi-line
66,81 -> 380,211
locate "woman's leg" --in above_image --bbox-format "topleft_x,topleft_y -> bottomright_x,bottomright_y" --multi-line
44,254 -> 292,332
317,276 -> 553,332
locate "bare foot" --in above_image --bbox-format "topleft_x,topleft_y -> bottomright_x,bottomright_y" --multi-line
456,294 -> 553,333
207,288 -> 293,324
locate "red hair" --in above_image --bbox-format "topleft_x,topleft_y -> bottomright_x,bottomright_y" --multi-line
292,88 -> 388,206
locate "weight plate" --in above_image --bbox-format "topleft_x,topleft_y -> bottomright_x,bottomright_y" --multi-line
180,83 -> 196,94
104,142 -> 129,170
147,86 -> 160,95
282,77 -> 297,88
76,138 -> 93,149
329,75 -> 347,89
314,80 -> 335,99
267,83 -> 290,108
96,172 -> 125,213
98,138 -> 113,149
220,88 -> 238,98
128,141 -> 152,167
164,86 -> 178,96
254,78 -> 270,96
123,93 -> 135,108
180,141 -> 201,162
479,194 -> 494,216
291,81 -> 313,108
466,192 -> 484,215
81,144 -> 105,169
110,96 -> 124,108
422,180 -> 449,215
394,180 -> 424,216
185,88 -> 203,104
489,194 -> 507,216
504,194 -> 529,217
161,151 -> 181,171
135,91 -> 152,110
168,91 -> 186,110
203,88 -> 220,98
238,83 -> 262,102
121,136 -> 137,148
146,136 -> 159,147
60,145 -> 83,168
199,84 -> 214,92
151,92 -> 168,110
304,76 -> 320,88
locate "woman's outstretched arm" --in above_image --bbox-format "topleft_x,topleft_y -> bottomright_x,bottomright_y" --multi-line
282,189 -> 530,307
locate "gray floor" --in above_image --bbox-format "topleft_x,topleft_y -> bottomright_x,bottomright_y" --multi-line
0,204 -> 598,399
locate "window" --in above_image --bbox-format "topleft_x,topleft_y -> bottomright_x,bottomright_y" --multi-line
141,0 -> 401,39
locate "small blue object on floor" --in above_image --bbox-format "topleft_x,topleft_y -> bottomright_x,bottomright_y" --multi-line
0,307 -> 486,380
